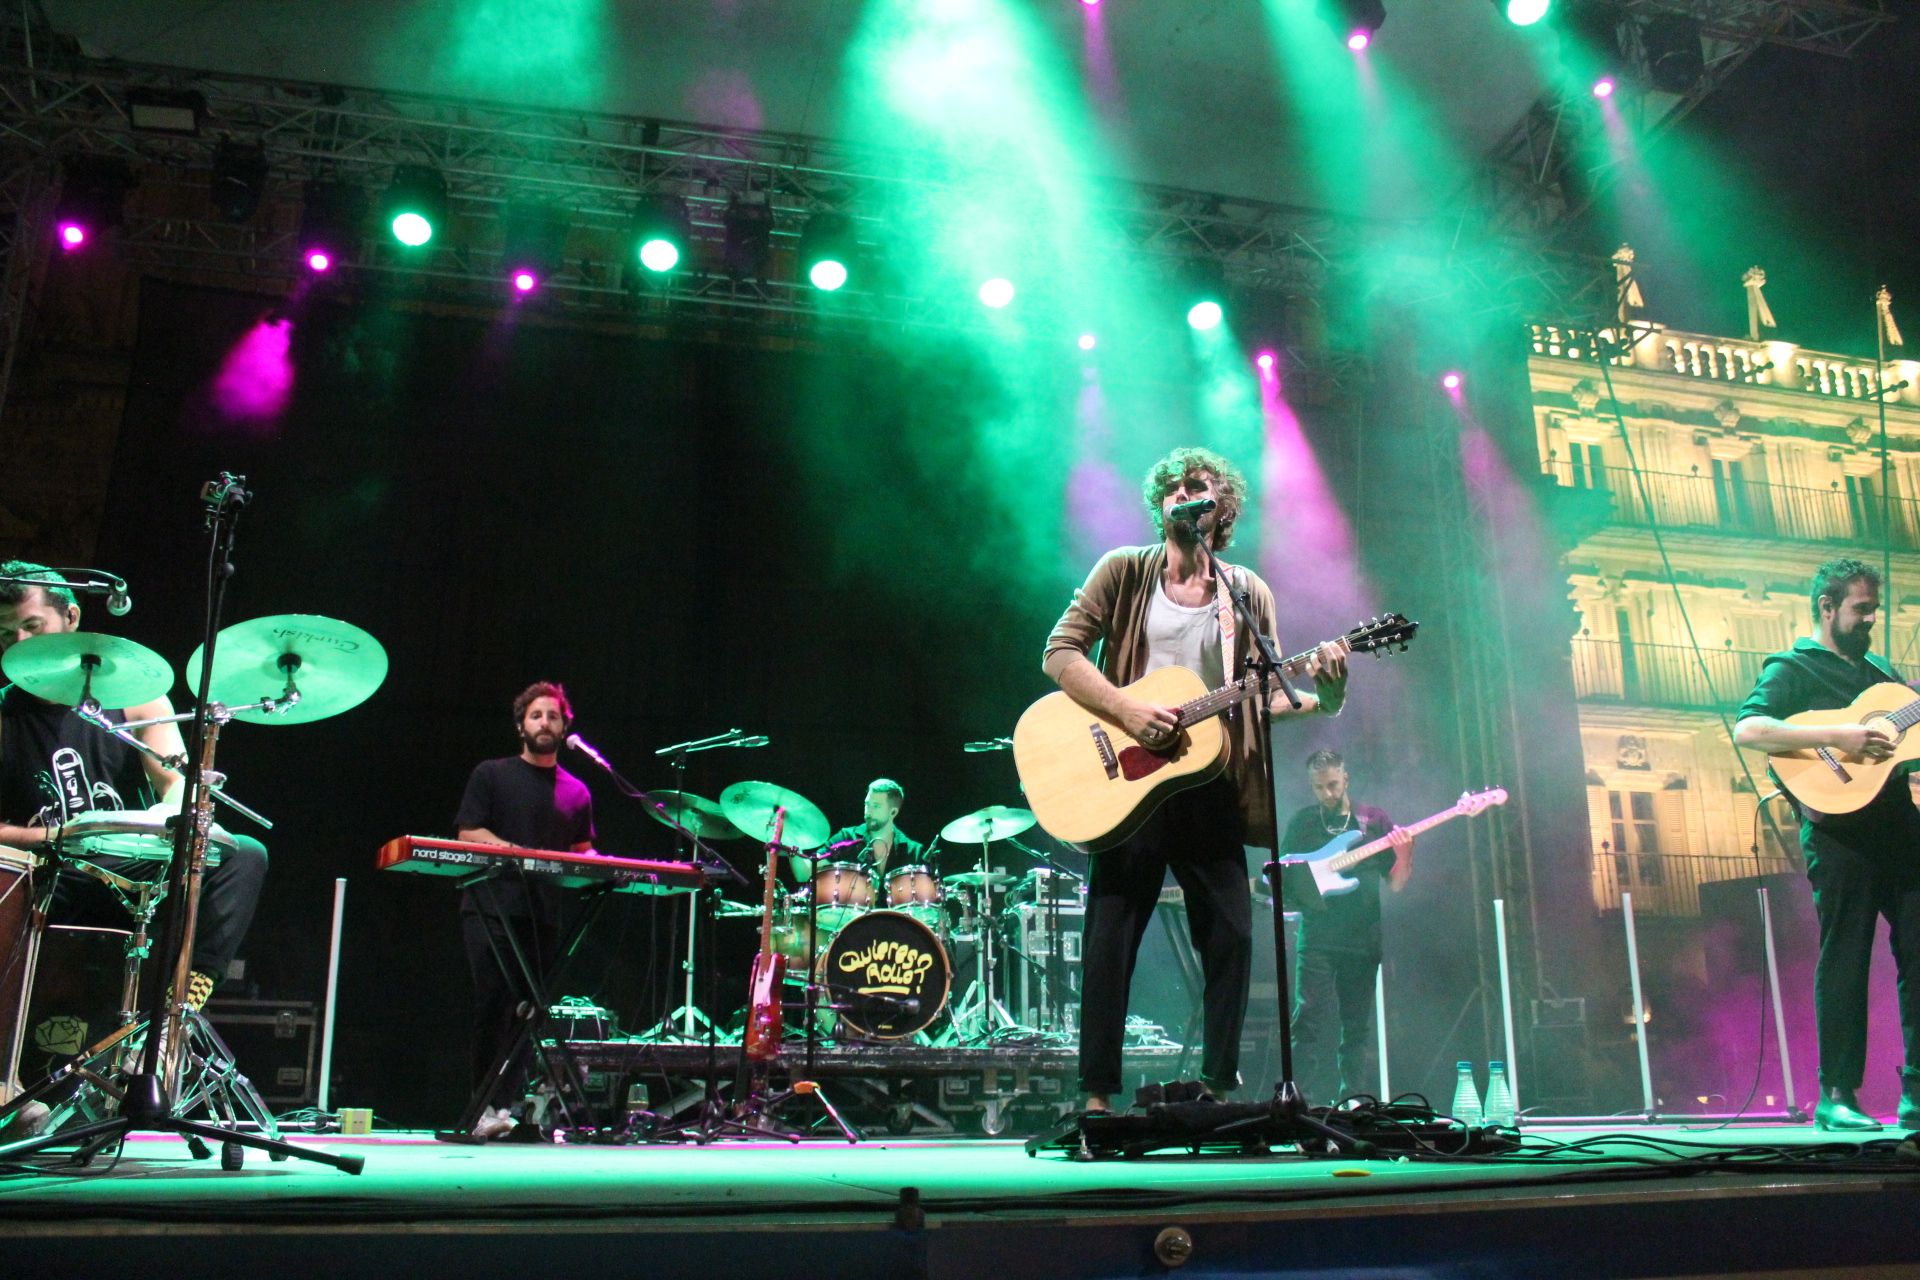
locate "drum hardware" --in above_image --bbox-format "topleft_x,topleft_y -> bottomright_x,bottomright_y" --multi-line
0,474 -> 366,1175
938,806 -> 1040,1045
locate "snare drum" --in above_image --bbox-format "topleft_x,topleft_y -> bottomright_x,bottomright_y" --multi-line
884,864 -> 944,932
810,862 -> 874,931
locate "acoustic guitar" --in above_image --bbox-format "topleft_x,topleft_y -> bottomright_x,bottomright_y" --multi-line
1013,614 -> 1418,850
1765,682 -> 1920,816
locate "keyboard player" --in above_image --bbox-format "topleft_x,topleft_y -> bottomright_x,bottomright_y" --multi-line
453,681 -> 596,1137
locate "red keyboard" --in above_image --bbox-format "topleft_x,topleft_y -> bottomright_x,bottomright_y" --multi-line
377,836 -> 709,895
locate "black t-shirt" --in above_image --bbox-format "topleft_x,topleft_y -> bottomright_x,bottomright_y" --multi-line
1736,637 -> 1920,858
823,823 -> 928,879
0,685 -> 153,827
453,756 -> 596,920
1281,801 -> 1393,958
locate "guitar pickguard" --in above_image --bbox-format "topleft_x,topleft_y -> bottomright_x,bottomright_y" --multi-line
1117,743 -> 1175,781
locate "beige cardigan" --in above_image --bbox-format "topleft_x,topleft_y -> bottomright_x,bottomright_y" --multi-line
1041,544 -> 1283,849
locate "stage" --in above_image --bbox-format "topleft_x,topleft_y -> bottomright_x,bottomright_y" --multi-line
6,1122 -> 1920,1278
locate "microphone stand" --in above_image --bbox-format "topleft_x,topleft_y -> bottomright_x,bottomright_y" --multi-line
1190,520 -> 1358,1155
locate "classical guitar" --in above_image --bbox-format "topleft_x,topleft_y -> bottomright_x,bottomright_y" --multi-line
1766,682 -> 1920,816
742,809 -> 787,1063
1278,787 -> 1507,903
1013,614 -> 1418,850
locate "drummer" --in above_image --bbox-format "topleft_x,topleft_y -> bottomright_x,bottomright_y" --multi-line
0,564 -> 269,1023
811,779 -> 926,884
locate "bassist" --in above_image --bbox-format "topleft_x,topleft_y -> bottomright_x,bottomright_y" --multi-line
1281,749 -> 1413,1106
1042,446 -> 1347,1113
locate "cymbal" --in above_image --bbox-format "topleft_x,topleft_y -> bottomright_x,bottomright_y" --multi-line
942,870 -> 1013,887
712,899 -> 766,919
939,805 -> 1036,845
718,781 -> 830,852
646,790 -> 743,841
184,615 -> 387,725
1,632 -> 173,710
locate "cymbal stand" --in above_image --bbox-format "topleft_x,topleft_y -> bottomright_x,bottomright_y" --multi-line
0,473 -> 363,1174
948,827 -> 1023,1045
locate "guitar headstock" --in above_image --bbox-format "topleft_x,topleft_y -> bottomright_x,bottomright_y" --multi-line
1457,787 -> 1509,816
1346,612 -> 1419,656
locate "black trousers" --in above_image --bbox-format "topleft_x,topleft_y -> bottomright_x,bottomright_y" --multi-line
1291,946 -> 1379,1106
461,908 -> 559,1110
1078,779 -> 1253,1097
1806,835 -> 1920,1090
47,834 -> 268,980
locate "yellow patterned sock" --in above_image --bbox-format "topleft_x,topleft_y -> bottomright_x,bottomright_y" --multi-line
184,970 -> 216,1012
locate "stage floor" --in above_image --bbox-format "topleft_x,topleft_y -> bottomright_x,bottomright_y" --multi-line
6,1121 -> 1920,1278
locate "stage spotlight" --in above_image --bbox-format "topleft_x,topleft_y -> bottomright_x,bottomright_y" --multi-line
53,157 -> 130,252
1180,258 -> 1227,331
721,197 -> 773,279
209,140 -> 269,224
798,212 -> 856,292
299,181 -> 367,274
1442,371 -> 1463,390
633,194 -> 691,273
1323,0 -> 1386,49
1256,351 -> 1277,374
1561,3 -> 1625,98
502,201 -> 568,293
1593,75 -> 1617,98
383,165 -> 446,247
1188,301 -> 1223,330
1495,0 -> 1551,25
1078,332 -> 1098,351
1641,14 -> 1704,93
978,277 -> 1015,309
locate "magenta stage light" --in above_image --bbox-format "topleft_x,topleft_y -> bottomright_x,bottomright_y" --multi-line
305,249 -> 332,273
1081,0 -> 1100,6
57,222 -> 87,250
1078,333 -> 1098,351
1442,372 -> 1462,390
1256,351 -> 1276,372
1347,29 -> 1371,51
1593,76 -> 1617,98
512,270 -> 538,293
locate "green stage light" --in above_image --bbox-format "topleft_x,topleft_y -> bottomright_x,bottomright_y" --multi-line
1498,0 -> 1552,25
1187,300 -> 1224,331
632,194 -> 691,274
383,165 -> 446,248
798,212 -> 856,293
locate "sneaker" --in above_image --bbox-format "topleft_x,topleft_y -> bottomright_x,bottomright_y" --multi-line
472,1106 -> 515,1140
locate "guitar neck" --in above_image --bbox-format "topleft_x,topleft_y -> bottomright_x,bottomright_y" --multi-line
1326,805 -> 1467,872
1176,639 -> 1346,726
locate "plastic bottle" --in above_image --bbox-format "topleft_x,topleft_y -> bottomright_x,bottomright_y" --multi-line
1484,1060 -> 1517,1127
1450,1060 -> 1483,1125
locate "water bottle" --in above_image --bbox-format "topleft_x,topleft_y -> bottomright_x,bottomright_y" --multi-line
1484,1060 -> 1517,1127
1450,1061 -> 1483,1126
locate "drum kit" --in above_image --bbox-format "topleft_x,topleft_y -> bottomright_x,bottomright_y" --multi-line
639,781 -> 1086,1046
0,613 -> 386,1168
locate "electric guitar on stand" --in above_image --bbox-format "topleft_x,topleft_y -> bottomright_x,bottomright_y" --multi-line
1013,614 -> 1418,850
1278,787 -> 1508,905
742,809 -> 788,1063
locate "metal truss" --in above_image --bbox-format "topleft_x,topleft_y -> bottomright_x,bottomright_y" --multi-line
1473,0 -> 1892,243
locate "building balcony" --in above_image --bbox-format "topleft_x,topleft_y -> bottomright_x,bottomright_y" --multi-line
1591,846 -> 1799,918
1571,636 -> 1769,711
1545,461 -> 1920,550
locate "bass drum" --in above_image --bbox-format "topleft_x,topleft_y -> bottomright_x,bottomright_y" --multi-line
817,910 -> 951,1041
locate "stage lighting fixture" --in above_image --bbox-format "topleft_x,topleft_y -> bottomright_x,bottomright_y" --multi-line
52,157 -> 130,252
383,165 -> 447,247
209,139 -> 269,224
721,197 -> 773,279
126,88 -> 204,136
978,277 -> 1015,309
1561,3 -> 1624,98
1180,258 -> 1227,331
1641,14 -> 1704,93
1078,332 -> 1098,351
1322,0 -> 1385,49
633,194 -> 691,273
299,180 -> 367,274
1256,351 -> 1277,373
502,201 -> 568,293
1442,371 -> 1463,390
1495,0 -> 1551,25
798,212 -> 856,292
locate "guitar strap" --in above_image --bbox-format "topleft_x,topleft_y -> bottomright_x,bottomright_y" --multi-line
1213,563 -> 1237,661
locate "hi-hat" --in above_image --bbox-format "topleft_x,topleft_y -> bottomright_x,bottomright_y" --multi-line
718,781 -> 830,852
1,632 -> 173,709
646,790 -> 742,841
184,614 -> 387,725
940,805 -> 1036,845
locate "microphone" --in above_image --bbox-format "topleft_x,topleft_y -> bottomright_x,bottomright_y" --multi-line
963,737 -> 1012,753
104,577 -> 131,617
565,733 -> 614,772
1169,498 -> 1216,523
